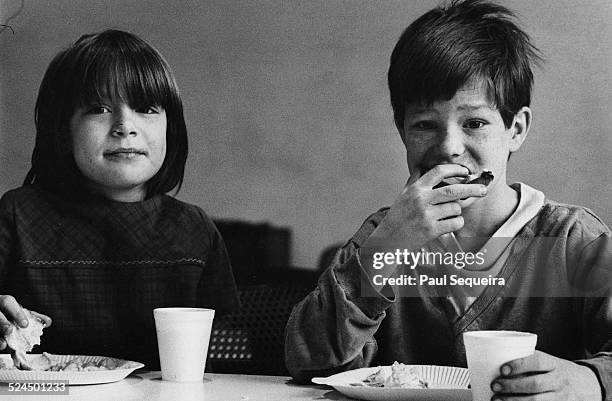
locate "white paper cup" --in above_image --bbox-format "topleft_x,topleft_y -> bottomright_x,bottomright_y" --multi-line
463,331 -> 537,401
154,308 -> 215,382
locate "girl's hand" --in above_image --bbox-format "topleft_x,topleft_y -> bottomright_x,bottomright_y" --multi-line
363,164 -> 487,251
491,350 -> 602,401
0,295 -> 52,350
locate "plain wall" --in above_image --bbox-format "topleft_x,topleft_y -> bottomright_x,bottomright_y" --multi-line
1,0 -> 610,268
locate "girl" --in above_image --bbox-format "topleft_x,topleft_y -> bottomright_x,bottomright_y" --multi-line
0,30 -> 239,369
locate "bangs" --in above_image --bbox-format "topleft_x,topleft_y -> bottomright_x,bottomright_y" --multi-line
388,0 -> 541,128
71,33 -> 176,110
401,53 -> 497,109
391,16 -> 502,111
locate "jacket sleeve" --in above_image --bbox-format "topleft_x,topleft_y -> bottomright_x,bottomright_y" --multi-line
284,210 -> 394,383
573,233 -> 612,401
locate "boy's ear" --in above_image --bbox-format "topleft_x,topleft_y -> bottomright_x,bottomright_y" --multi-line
508,106 -> 532,153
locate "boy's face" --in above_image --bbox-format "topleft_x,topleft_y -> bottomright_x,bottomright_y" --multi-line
399,79 -> 529,206
69,100 -> 167,202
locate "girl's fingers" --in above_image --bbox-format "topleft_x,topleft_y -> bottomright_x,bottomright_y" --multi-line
0,296 -> 27,327
0,311 -> 11,327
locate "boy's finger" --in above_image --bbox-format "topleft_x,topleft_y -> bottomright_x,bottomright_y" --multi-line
0,296 -> 28,327
405,170 -> 421,187
435,215 -> 465,235
419,164 -> 470,187
0,338 -> 7,351
432,183 -> 487,204
492,370 -> 555,394
433,202 -> 462,220
501,351 -> 555,376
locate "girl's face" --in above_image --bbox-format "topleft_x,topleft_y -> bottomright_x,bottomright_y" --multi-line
69,100 -> 167,202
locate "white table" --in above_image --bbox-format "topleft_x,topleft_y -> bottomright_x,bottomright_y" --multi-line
0,371 -> 355,401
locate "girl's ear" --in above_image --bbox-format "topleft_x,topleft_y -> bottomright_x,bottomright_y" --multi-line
508,106 -> 531,153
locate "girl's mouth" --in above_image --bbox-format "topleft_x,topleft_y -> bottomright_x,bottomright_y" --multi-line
103,148 -> 147,159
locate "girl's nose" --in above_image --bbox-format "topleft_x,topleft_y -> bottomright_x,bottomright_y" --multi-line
437,125 -> 465,157
110,107 -> 138,137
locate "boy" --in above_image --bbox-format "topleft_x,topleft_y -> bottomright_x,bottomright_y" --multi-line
285,1 -> 611,399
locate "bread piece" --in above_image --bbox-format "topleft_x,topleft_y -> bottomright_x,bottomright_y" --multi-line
4,309 -> 46,370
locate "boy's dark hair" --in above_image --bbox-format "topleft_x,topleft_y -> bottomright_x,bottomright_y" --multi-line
25,29 -> 188,197
388,0 -> 542,129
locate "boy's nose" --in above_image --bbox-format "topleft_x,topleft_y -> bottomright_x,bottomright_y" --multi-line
437,126 -> 465,157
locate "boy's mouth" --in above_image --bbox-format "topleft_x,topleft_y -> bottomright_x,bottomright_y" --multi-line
419,163 -> 472,174
418,163 -> 472,185
434,170 -> 494,189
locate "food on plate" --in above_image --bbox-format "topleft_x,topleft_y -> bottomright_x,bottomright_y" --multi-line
352,361 -> 429,388
3,309 -> 46,370
434,170 -> 494,189
46,354 -> 133,371
1,310 -> 141,373
0,352 -> 51,371
0,352 -> 140,372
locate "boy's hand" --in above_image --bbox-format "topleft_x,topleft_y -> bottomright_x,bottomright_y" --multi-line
363,164 -> 487,251
491,350 -> 602,400
0,295 -> 52,350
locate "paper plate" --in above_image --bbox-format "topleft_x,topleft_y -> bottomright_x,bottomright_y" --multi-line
0,354 -> 144,385
312,365 -> 471,401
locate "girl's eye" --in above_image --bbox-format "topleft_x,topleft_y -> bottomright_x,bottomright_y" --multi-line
88,106 -> 111,114
138,106 -> 161,114
464,120 -> 487,129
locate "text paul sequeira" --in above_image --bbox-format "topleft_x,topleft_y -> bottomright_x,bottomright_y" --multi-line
369,248 -> 506,288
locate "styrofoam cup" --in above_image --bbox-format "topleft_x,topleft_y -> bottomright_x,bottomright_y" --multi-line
154,308 -> 215,382
463,331 -> 537,401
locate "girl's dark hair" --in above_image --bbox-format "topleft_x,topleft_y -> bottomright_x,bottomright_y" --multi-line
25,29 -> 188,197
388,0 -> 542,129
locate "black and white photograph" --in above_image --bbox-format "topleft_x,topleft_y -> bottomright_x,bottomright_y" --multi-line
0,0 -> 610,400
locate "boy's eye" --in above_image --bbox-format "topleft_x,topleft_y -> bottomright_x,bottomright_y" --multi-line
411,121 -> 437,130
464,120 -> 487,129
